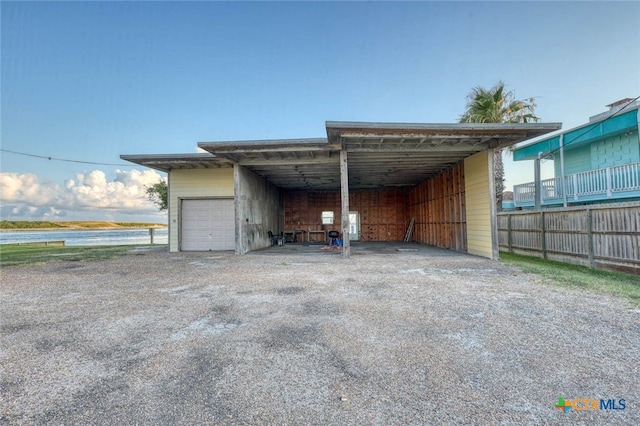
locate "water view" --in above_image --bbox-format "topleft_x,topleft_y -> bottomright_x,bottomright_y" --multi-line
0,228 -> 168,246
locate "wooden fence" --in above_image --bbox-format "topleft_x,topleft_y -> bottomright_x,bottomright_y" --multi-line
498,202 -> 640,275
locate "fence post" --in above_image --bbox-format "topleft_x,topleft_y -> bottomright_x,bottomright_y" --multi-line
507,214 -> 513,253
573,174 -> 579,201
149,228 -> 155,244
541,211 -> 547,259
606,167 -> 612,198
586,208 -> 595,268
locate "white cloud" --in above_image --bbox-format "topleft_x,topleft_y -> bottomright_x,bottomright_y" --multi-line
0,169 -> 166,220
0,204 -> 66,220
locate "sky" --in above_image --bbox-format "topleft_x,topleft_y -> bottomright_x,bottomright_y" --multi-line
1,1 -> 639,223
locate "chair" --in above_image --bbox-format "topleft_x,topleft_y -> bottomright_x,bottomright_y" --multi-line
268,231 -> 284,246
328,230 -> 340,246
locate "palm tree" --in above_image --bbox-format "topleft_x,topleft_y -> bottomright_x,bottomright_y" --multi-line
459,81 -> 539,209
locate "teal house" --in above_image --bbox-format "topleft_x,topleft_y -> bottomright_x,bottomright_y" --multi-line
511,98 -> 640,208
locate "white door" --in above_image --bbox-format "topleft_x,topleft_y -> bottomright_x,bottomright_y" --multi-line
348,211 -> 359,241
181,199 -> 235,251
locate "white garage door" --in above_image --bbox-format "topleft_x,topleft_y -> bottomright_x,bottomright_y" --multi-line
181,199 -> 235,251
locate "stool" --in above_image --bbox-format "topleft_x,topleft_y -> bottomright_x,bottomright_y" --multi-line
328,230 -> 340,246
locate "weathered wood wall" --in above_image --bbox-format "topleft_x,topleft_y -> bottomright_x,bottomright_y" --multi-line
498,202 -> 640,275
408,162 -> 467,251
283,162 -> 467,249
283,189 -> 408,242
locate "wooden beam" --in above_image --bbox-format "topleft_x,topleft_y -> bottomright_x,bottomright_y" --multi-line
343,145 -> 484,153
488,148 -> 499,260
237,157 -> 338,166
340,149 -> 350,259
337,130 -> 554,140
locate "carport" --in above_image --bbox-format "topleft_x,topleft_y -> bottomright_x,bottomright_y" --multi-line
195,121 -> 560,258
123,121 -> 559,258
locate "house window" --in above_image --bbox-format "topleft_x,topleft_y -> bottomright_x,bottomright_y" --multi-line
321,211 -> 334,225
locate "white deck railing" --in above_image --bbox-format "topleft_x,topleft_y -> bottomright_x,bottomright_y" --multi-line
513,161 -> 640,205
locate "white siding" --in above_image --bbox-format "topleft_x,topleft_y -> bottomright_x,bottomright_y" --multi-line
168,167 -> 234,252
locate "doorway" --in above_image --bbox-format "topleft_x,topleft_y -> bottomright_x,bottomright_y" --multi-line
348,211 -> 360,241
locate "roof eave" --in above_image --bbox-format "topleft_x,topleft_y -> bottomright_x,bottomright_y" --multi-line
198,138 -> 332,153
326,121 -> 562,148
120,153 -> 231,172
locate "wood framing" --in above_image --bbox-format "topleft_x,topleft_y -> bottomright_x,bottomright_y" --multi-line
283,189 -> 409,242
408,162 -> 466,251
340,149 -> 350,258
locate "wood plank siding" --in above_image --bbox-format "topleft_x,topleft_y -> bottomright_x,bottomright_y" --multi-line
168,167 -> 234,252
408,161 -> 466,251
283,189 -> 408,242
283,161 -> 470,253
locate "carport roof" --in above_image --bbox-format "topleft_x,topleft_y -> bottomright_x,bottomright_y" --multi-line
121,121 -> 561,190
119,153 -> 233,173
197,121 -> 561,190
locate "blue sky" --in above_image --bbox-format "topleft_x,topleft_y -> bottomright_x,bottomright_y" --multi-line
2,1 -> 639,222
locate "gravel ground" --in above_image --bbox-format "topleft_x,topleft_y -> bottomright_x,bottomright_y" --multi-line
1,243 -> 639,425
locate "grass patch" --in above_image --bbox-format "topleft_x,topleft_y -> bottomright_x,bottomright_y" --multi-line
1,220 -> 166,230
0,244 -> 155,267
500,251 -> 640,306
0,220 -> 60,229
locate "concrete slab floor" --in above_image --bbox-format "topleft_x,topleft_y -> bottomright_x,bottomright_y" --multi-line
250,241 -> 467,257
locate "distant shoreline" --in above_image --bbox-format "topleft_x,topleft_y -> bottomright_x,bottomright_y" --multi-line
0,221 -> 168,232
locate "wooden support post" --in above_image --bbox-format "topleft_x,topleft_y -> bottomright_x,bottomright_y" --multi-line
507,214 -> 513,253
534,153 -> 542,210
587,208 -> 595,268
340,149 -> 350,259
559,134 -> 567,208
541,211 -> 547,259
488,149 -> 500,260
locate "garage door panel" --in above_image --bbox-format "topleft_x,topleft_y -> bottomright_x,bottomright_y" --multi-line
181,199 -> 235,251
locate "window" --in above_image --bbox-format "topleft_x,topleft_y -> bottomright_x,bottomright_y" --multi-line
321,211 -> 334,225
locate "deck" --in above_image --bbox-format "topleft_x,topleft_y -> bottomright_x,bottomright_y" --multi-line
513,161 -> 640,207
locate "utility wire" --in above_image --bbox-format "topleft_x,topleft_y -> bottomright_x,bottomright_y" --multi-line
5,96 -> 638,167
1,148 -> 135,167
537,95 -> 640,159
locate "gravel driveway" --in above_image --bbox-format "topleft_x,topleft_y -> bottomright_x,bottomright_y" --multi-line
1,243 -> 639,425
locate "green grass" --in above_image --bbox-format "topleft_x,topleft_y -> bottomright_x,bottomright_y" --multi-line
0,244 -> 154,267
500,251 -> 640,306
0,220 -> 60,229
0,220 -> 166,230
